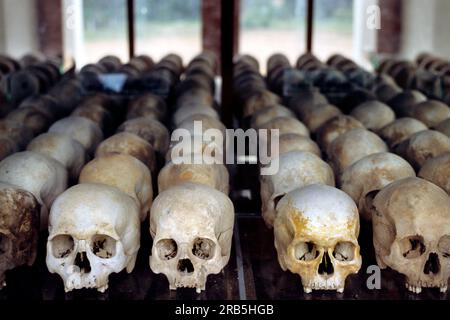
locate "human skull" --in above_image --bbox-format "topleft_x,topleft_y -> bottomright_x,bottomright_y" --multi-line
242,90 -> 280,118
127,93 -> 167,121
178,114 -> 226,137
5,106 -> 52,136
116,117 -> 170,157
46,183 -> 140,292
388,90 -> 427,117
158,155 -> 229,194
258,116 -> 309,137
371,177 -> 450,293
0,119 -> 34,149
350,101 -> 396,132
79,153 -> 152,222
260,151 -> 335,228
71,102 -> 113,131
435,118 -> 450,137
410,100 -> 450,128
27,132 -> 87,181
418,152 -> 450,195
379,117 -> 428,148
250,105 -> 295,129
0,151 -> 68,228
328,129 -> 388,176
49,116 -> 104,155
173,104 -> 219,127
0,182 -> 40,288
274,184 -> 362,293
0,137 -> 18,162
300,103 -> 342,133
150,182 -> 234,293
95,132 -> 156,173
277,134 -> 321,157
394,130 -> 450,170
316,115 -> 364,154
340,152 -> 416,220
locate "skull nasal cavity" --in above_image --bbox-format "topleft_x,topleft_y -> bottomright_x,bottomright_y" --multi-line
177,259 -> 194,273
318,252 -> 334,275
423,253 -> 440,275
75,252 -> 91,273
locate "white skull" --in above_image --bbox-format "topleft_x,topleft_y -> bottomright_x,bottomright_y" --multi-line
49,116 -> 104,155
95,132 -> 156,173
79,153 -> 152,222
116,117 -> 170,157
379,117 -> 428,149
27,132 -> 87,180
394,130 -> 450,170
371,177 -> 450,293
274,184 -> 362,293
328,128 -> 388,176
316,115 -> 364,154
150,182 -> 234,293
0,182 -> 40,288
158,155 -> 229,194
260,151 -> 335,228
340,152 -> 416,220
46,183 -> 140,292
350,100 -> 395,132
0,151 -> 68,228
419,152 -> 450,195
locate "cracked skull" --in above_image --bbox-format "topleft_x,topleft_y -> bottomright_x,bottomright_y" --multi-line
46,183 -> 140,292
149,182 -> 234,293
274,184 -> 362,293
371,177 -> 450,294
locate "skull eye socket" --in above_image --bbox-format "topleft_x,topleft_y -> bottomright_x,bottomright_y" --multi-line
399,236 -> 426,259
156,239 -> 178,260
0,233 -> 9,255
333,242 -> 356,262
438,235 -> 450,258
91,235 -> 117,259
273,194 -> 285,209
294,242 -> 319,261
192,237 -> 215,260
51,235 -> 74,258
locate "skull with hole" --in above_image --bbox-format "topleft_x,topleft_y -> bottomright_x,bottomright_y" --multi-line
27,132 -> 87,181
260,151 -> 335,228
150,182 -> 234,293
95,132 -> 156,173
394,130 -> 450,170
79,153 -> 152,222
48,116 -> 104,156
274,184 -> 362,293
371,177 -> 450,293
379,117 -> 428,149
350,100 -> 396,132
0,151 -> 68,228
328,128 -> 388,177
0,182 -> 40,288
340,152 -> 416,220
316,115 -> 364,154
46,183 -> 140,292
418,152 -> 450,195
158,155 -> 229,194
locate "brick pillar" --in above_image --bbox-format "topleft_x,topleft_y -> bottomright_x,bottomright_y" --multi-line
37,0 -> 63,58
377,0 -> 402,54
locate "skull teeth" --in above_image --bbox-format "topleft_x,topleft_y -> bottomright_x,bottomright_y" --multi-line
440,286 -> 447,293
406,283 -> 422,294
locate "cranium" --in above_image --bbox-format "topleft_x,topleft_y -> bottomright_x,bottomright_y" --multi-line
410,100 -> 450,128
435,118 -> 450,137
419,152 -> 450,195
388,90 -> 427,117
250,105 -> 295,129
340,152 -> 416,220
48,116 -> 103,155
0,151 -> 68,228
316,115 -> 364,154
274,184 -> 362,293
0,119 -> 34,149
0,182 -> 40,288
79,153 -> 152,222
71,102 -> 113,131
242,89 -> 280,118
173,104 -> 219,127
394,130 -> 450,170
260,151 -> 335,228
371,177 -> 450,293
116,117 -> 170,157
95,132 -> 156,173
328,128 -> 388,176
150,182 -> 234,293
350,100 -> 396,132
277,134 -> 321,157
46,183 -> 140,292
0,137 -> 18,162
158,155 -> 229,194
289,88 -> 328,119
127,93 -> 167,121
27,132 -> 87,181
258,116 -> 309,137
379,117 -> 428,148
300,103 -> 342,133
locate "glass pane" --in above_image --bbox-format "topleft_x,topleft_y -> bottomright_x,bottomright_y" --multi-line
83,0 -> 128,64
240,0 -> 307,74
312,0 -> 353,62
135,0 -> 201,64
